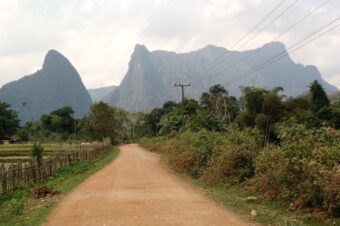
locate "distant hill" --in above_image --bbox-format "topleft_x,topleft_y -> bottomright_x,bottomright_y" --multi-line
0,50 -> 92,122
105,42 -> 338,111
88,86 -> 116,102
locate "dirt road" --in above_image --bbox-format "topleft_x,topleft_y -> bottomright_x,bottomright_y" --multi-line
44,144 -> 253,226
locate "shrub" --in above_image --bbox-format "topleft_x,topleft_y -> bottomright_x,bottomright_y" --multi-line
202,128 -> 260,184
254,124 -> 340,217
143,129 -> 260,183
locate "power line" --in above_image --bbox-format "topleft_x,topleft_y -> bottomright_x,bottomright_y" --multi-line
240,17 -> 340,77
229,0 -> 288,50
273,0 -> 331,41
220,0 -> 331,73
186,0 -> 288,81
188,0 -> 300,89
225,18 -> 340,88
245,23 -> 340,79
236,0 -> 300,51
199,0 -> 300,81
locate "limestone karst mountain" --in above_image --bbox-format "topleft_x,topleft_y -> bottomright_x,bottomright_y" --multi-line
88,86 -> 116,102
105,42 -> 337,111
0,50 -> 92,122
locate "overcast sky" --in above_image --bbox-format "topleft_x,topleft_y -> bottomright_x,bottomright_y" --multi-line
0,0 -> 339,89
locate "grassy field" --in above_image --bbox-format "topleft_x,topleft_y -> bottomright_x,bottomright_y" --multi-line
0,143 -> 96,152
0,143 -> 99,166
0,146 -> 119,226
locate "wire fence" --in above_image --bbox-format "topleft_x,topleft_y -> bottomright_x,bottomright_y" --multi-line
0,143 -> 110,195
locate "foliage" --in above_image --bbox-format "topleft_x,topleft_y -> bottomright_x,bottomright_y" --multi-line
40,106 -> 75,134
254,123 -> 340,217
203,128 -> 260,184
128,112 -> 150,140
141,128 -> 260,183
85,102 -> 117,139
238,87 -> 285,144
310,80 -> 330,117
31,143 -> 44,166
200,84 -> 239,126
82,102 -> 130,143
12,102 -> 135,143
331,101 -> 340,128
139,81 -> 340,220
0,102 -> 20,140
146,101 -> 177,136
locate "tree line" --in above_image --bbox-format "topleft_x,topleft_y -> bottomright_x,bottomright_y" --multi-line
144,80 -> 340,145
0,102 -> 133,144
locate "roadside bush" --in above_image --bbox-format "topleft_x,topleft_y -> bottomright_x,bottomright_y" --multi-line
142,129 -> 260,183
139,137 -> 168,151
184,130 -> 224,178
254,124 -> 340,217
202,128 -> 260,184
141,131 -> 224,177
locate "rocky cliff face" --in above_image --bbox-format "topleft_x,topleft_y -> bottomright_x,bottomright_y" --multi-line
105,42 -> 337,112
0,50 -> 92,122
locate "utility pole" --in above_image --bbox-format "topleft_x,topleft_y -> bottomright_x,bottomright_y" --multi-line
174,83 -> 191,102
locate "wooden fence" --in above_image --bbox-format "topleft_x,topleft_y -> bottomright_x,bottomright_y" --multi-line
0,144 -> 110,195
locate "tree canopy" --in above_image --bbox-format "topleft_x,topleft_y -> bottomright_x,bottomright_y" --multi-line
0,102 -> 20,140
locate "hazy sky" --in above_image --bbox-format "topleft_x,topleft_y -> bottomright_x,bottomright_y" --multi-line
0,0 -> 339,89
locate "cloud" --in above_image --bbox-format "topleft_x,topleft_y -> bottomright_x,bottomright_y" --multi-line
0,0 -> 339,89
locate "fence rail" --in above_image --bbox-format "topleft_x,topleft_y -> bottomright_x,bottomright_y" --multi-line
0,144 -> 110,195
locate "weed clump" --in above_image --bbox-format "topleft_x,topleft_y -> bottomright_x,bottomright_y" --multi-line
31,143 -> 44,166
30,185 -> 59,199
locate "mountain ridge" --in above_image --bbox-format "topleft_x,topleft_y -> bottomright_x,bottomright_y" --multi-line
0,50 -> 92,122
104,42 -> 337,111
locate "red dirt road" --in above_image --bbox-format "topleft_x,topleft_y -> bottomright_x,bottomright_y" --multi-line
44,144 -> 253,226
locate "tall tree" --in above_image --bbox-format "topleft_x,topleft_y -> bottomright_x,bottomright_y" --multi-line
309,80 -> 331,121
0,102 -> 20,140
240,87 -> 267,127
200,84 -> 239,125
41,106 -> 75,134
86,102 -> 116,140
146,101 -> 177,136
238,87 -> 284,144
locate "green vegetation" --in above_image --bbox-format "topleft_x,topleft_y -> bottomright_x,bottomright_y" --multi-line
0,143 -> 100,164
82,102 -> 130,143
141,132 -> 339,225
31,143 -> 44,166
0,102 -> 19,141
0,146 -> 118,226
140,80 -> 340,224
1,79 -> 339,224
40,106 -> 76,135
1,102 -> 132,144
